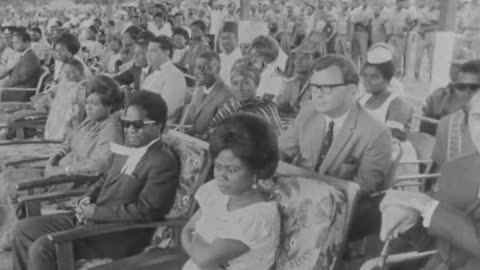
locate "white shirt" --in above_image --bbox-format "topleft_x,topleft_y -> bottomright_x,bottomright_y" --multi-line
324,109 -> 349,138
219,47 -> 242,86
256,50 -> 288,98
142,61 -> 187,121
172,47 -> 189,65
148,22 -> 173,37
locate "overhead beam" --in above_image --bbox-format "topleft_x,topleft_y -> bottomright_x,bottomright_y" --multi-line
430,0 -> 458,92
240,0 -> 250,20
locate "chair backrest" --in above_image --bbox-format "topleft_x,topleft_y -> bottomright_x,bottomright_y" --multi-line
151,130 -> 211,248
163,130 -> 211,219
385,140 -> 404,189
35,66 -> 50,95
407,132 -> 435,161
263,174 -> 359,270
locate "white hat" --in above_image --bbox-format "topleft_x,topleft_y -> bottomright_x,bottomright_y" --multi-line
367,42 -> 394,64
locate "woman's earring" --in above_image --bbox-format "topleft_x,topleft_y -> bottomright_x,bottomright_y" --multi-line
252,175 -> 258,190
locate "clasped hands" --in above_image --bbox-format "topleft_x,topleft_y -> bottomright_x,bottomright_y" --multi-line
379,189 -> 436,242
75,197 -> 96,224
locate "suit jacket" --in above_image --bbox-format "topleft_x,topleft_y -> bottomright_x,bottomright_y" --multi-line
427,153 -> 480,270
114,64 -> 142,91
187,79 -> 232,137
279,101 -> 392,196
431,111 -> 475,168
2,49 -> 41,88
85,140 -> 180,222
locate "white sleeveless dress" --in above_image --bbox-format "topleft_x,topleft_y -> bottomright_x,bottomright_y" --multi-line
359,93 -> 420,191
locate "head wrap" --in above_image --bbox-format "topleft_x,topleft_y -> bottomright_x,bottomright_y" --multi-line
231,58 -> 262,86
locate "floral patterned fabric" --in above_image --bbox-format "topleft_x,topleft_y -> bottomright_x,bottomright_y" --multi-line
261,176 -> 348,270
151,134 -> 210,248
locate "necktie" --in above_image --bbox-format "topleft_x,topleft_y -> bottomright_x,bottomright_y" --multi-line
314,121 -> 334,172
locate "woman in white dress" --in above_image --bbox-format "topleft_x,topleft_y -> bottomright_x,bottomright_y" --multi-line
358,44 -> 419,188
181,113 -> 281,270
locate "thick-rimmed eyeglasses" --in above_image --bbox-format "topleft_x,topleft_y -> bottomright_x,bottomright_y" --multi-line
309,82 -> 350,96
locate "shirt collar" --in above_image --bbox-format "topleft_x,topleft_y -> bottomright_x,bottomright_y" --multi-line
324,108 -> 350,130
158,60 -> 172,71
22,47 -> 32,56
110,138 -> 161,175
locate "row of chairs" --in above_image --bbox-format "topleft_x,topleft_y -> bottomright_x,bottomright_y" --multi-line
8,130 -> 361,270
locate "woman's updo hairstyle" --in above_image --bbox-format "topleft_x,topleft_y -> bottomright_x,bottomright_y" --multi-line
85,74 -> 125,113
209,113 -> 279,179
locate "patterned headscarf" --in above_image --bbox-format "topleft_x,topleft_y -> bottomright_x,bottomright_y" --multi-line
230,58 -> 262,86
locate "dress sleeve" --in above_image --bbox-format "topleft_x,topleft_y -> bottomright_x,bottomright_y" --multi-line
194,180 -> 217,209
217,205 -> 280,250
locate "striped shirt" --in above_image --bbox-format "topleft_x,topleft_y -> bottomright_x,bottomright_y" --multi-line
209,97 -> 283,135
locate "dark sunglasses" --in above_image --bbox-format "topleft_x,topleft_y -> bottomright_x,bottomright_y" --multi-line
454,83 -> 480,92
121,119 -> 156,129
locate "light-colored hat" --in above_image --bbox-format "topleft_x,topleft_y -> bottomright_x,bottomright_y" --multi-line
367,42 -> 394,64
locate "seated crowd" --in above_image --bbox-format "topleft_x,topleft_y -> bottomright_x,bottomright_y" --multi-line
0,2 -> 480,270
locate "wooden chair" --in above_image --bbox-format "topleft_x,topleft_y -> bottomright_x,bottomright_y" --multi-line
0,66 -> 51,103
82,166 -> 360,270
17,130 -> 211,270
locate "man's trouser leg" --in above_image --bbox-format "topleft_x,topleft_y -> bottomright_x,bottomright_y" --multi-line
13,213 -> 76,270
414,33 -> 427,78
389,35 -> 406,76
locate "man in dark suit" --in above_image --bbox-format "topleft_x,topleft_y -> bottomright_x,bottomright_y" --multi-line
114,31 -> 154,91
186,51 -> 232,138
278,54 -> 392,240
12,91 -> 180,270
114,39 -> 150,91
380,90 -> 480,270
0,31 -> 41,89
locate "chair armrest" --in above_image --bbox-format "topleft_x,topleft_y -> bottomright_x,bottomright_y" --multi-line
0,87 -> 36,91
360,250 -> 438,270
395,173 -> 441,182
399,159 -> 433,165
18,188 -> 87,204
4,156 -> 49,168
91,247 -> 188,270
48,219 -> 188,243
16,175 -> 100,191
0,139 -> 62,146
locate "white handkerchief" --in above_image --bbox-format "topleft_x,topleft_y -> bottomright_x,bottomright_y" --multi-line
110,138 -> 160,175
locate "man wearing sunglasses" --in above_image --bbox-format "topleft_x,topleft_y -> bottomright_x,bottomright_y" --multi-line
420,53 -> 472,136
13,91 -> 180,270
431,59 -> 480,169
279,54 -> 392,240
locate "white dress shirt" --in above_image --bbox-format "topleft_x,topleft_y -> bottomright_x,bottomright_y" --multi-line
142,61 -> 187,121
324,109 -> 349,138
219,47 -> 242,86
148,22 -> 173,37
256,50 -> 288,98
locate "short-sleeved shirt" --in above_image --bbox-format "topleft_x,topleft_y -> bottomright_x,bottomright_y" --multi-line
182,180 -> 281,270
350,6 -> 374,32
